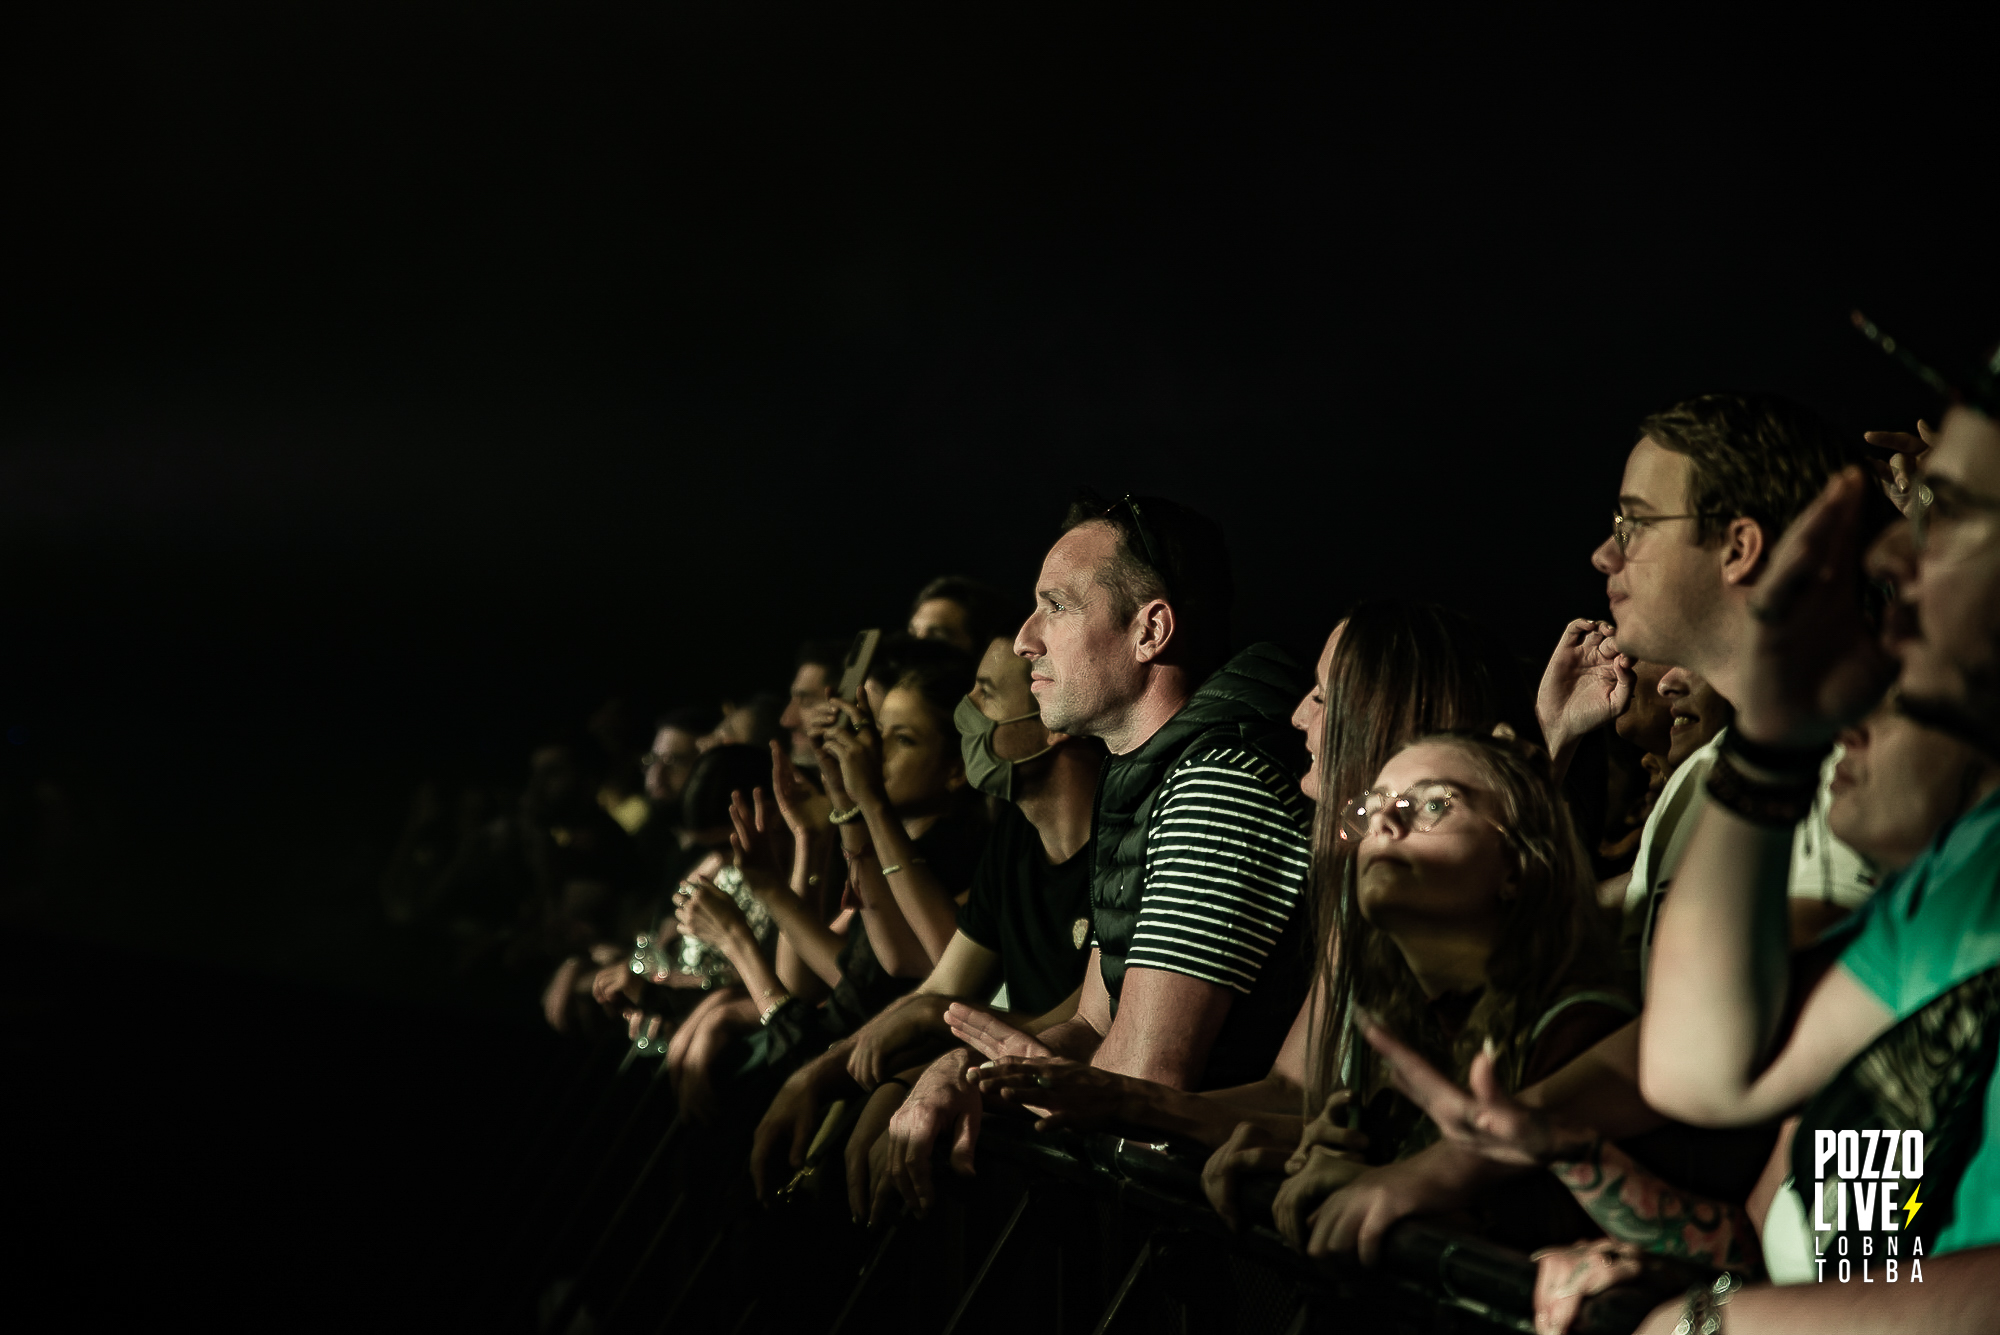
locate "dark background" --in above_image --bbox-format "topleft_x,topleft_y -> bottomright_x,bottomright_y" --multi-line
2,6 -> 1993,1325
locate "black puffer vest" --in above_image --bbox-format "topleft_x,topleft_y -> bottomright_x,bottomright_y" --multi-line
1091,642 -> 1310,1013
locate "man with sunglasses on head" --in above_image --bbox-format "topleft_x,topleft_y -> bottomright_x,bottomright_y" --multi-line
874,492 -> 1315,1221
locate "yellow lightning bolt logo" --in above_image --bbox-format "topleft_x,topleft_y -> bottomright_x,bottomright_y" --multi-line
1904,1183 -> 1924,1229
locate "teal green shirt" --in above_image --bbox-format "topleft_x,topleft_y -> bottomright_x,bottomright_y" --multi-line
1837,786 -> 2000,1255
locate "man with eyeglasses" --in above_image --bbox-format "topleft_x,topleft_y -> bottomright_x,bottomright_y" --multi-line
1306,392 -> 1898,1277
875,492 -> 1315,1220
1629,360 -> 2000,1326
1543,392 -> 1891,972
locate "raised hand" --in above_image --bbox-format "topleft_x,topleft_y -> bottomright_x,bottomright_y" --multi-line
817,695 -> 887,809
967,1056 -> 1122,1130
1863,419 -> 1941,516
1737,466 -> 1898,746
766,740 -> 816,839
729,785 -> 789,892
803,701 -> 855,809
944,1003 -> 1053,1062
1536,619 -> 1635,775
1357,1009 -> 1576,1167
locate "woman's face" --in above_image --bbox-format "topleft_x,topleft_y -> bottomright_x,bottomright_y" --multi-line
1829,704 -> 1981,873
1354,741 -> 1515,936
1658,667 -> 1733,770
878,684 -> 965,815
1290,621 -> 1344,802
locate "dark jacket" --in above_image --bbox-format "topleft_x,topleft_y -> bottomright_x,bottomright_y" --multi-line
1090,641 -> 1309,1012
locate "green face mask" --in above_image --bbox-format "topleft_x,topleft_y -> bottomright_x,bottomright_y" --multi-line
954,694 -> 1052,802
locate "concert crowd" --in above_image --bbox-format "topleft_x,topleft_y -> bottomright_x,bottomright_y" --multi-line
385,346 -> 2000,1333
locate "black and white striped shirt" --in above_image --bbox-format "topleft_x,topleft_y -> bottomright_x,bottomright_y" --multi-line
1123,745 -> 1313,994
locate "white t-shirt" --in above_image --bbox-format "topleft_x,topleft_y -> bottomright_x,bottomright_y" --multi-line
1624,728 -> 1874,996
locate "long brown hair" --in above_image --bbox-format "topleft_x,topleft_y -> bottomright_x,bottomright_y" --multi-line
1315,729 -> 1619,1136
1302,602 -> 1537,1106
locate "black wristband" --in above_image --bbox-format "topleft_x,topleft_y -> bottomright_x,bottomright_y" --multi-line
1706,752 -> 1818,828
1721,730 -> 1832,779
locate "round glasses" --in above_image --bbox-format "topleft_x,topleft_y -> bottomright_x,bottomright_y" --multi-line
1609,512 -> 1723,552
1337,782 -> 1505,843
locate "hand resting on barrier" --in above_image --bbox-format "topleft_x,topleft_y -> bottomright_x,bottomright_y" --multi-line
1201,1121 -> 1294,1231
1275,1090 -> 1375,1245
966,1056 -> 1121,1130
945,1003 -> 1053,1061
881,1047 -> 985,1218
1530,1238 -> 1645,1335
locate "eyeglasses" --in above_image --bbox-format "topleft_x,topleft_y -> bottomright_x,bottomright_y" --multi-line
638,750 -> 689,770
1337,781 -> 1508,843
1609,512 -> 1725,552
1077,488 -> 1165,573
1907,475 -> 2000,552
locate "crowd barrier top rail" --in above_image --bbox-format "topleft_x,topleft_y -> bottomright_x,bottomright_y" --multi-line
971,1116 -> 1702,1335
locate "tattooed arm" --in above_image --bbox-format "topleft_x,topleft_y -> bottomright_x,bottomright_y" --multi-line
1552,1134 -> 1763,1273
1356,1012 -> 1763,1273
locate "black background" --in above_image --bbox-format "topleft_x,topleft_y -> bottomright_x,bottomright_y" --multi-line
2,6 -> 1994,1324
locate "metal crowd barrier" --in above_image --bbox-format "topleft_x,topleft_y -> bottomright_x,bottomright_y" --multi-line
485,1042 -> 1706,1335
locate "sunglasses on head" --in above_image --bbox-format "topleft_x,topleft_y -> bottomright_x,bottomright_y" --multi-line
1074,488 -> 1166,573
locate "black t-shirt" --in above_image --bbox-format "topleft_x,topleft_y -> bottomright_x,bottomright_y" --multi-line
820,799 -> 991,1036
954,803 -> 1093,1017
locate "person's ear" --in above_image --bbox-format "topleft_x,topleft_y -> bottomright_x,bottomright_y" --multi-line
944,756 -> 967,793
1719,516 -> 1767,587
1132,598 -> 1176,663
